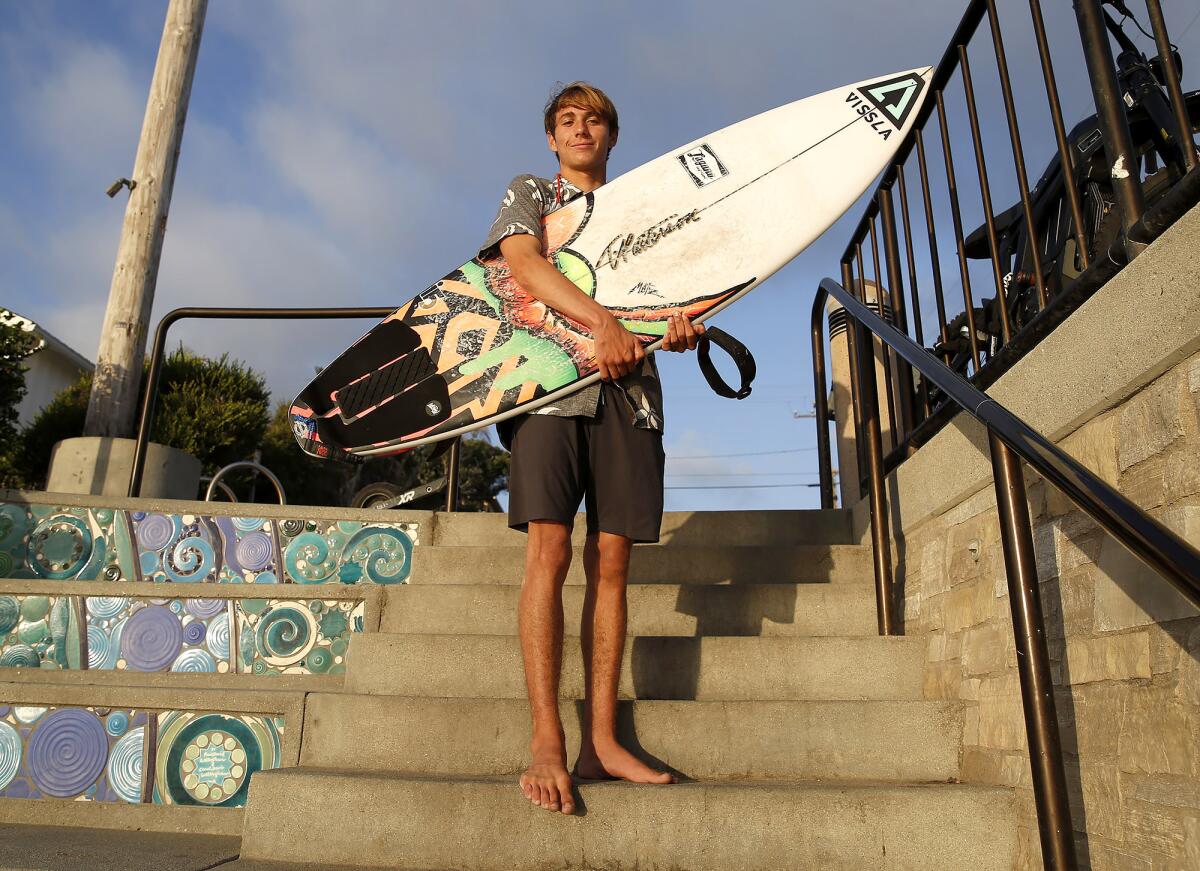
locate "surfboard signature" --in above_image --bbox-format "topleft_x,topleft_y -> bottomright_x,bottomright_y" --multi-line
594,210 -> 702,271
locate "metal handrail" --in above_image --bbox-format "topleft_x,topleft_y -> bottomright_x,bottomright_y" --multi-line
205,460 -> 286,504
818,275 -> 1200,871
127,306 -> 464,512
821,276 -> 1200,607
821,0 -> 1199,474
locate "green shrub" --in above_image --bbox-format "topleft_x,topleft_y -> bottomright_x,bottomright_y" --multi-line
17,346 -> 270,487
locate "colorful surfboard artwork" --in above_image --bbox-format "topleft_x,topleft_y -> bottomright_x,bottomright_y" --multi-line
291,67 -> 933,460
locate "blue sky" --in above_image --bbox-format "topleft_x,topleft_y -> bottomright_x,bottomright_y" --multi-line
2,0 -> 1198,510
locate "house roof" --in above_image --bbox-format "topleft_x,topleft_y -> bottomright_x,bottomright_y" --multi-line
0,309 -> 93,372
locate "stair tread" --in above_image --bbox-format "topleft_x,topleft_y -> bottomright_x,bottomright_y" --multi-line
300,694 -> 962,781
344,633 -> 925,700
410,543 -> 872,585
241,768 -> 1019,870
381,580 -> 876,636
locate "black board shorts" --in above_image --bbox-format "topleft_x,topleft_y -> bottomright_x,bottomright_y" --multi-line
507,384 -> 665,543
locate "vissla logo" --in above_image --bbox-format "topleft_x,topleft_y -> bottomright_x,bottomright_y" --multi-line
848,73 -> 925,139
678,144 -> 729,188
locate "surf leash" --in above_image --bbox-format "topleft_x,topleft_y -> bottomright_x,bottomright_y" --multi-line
695,326 -> 756,400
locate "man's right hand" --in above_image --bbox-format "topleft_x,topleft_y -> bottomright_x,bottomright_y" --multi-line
592,312 -> 644,381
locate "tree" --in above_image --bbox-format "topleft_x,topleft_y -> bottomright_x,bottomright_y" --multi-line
17,345 -> 269,489
18,351 -> 510,510
0,315 -> 46,488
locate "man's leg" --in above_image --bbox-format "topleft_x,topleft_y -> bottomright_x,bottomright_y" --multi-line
574,530 -> 674,783
507,414 -> 585,814
517,521 -> 577,813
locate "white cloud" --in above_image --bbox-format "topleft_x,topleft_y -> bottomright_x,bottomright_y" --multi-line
7,34 -> 144,181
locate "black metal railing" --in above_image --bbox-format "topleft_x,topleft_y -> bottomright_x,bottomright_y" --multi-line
127,306 -> 463,511
814,0 -> 1200,504
817,275 -> 1200,871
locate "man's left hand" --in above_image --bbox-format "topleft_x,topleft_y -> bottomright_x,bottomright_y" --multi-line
662,312 -> 705,352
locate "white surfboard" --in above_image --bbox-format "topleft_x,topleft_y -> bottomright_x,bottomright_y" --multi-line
291,67 -> 933,458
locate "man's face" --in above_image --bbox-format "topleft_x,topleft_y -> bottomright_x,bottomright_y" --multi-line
547,103 -> 616,173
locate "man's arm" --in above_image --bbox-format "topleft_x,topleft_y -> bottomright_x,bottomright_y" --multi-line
500,232 -> 644,382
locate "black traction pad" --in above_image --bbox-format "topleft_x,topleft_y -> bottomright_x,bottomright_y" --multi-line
300,319 -> 422,416
335,347 -> 438,423
315,374 -> 450,450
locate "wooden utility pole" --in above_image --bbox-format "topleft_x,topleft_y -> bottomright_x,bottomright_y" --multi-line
84,0 -> 207,438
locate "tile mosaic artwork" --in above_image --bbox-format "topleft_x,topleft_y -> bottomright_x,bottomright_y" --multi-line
0,704 -> 283,806
0,594 -> 365,676
0,503 -> 418,585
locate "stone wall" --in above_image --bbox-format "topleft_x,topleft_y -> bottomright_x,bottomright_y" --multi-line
898,348 -> 1200,870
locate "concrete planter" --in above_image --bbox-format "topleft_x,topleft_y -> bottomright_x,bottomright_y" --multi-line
46,436 -> 201,500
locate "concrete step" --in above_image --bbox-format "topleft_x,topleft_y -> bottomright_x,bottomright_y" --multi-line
409,544 -> 871,585
345,634 -> 922,701
430,509 -> 854,547
241,771 -> 1019,870
379,581 -> 878,636
0,822 -> 239,870
300,694 -> 961,782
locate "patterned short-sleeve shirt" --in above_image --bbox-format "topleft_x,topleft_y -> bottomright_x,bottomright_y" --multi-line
480,173 -> 665,436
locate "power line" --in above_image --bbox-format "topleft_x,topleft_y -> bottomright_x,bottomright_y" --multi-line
665,472 -> 818,478
665,483 -> 820,490
667,447 -> 817,460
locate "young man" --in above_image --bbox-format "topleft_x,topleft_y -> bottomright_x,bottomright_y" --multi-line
478,82 -> 703,816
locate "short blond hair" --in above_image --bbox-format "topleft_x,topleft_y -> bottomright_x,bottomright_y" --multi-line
543,82 -> 619,138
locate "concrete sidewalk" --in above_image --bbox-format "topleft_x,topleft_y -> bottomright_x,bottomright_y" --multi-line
0,823 -> 239,871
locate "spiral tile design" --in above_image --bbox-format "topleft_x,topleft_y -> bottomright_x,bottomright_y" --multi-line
106,726 -> 143,803
0,644 -> 40,668
0,597 -> 18,635
120,606 -> 182,671
136,514 -> 176,552
27,708 -> 108,797
185,599 -> 224,619
232,517 -> 266,533
346,527 -> 413,584
171,648 -> 217,672
87,597 -> 129,620
255,605 -> 317,667
164,535 -> 216,583
280,519 -> 304,537
87,624 -> 121,671
105,711 -> 130,736
205,614 -> 231,660
284,533 -> 338,583
305,647 -> 333,673
235,532 -> 273,571
0,721 -> 20,790
182,620 -> 206,645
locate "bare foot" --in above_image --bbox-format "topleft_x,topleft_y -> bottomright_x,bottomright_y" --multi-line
519,748 -> 576,814
574,739 -> 675,784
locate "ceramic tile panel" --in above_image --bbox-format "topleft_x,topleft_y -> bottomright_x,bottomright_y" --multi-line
0,594 -> 81,669
0,704 -> 284,807
0,502 -> 418,585
0,593 -> 364,676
